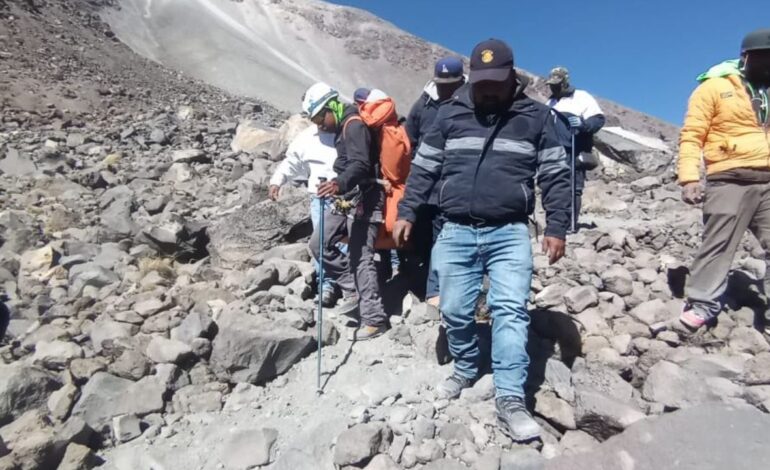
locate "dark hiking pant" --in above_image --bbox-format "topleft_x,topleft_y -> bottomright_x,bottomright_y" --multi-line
308,189 -> 387,327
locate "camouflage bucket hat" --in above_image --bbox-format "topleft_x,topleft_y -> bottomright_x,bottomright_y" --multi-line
546,67 -> 570,85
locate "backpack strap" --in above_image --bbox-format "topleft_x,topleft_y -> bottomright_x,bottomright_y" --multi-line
342,115 -> 364,140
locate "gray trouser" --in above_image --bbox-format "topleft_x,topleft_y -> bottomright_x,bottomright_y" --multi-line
309,197 -> 387,327
309,208 -> 354,295
687,181 -> 770,320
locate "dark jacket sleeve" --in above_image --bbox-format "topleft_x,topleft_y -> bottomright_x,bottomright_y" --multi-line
583,114 -> 606,135
398,111 -> 447,223
405,97 -> 423,152
335,119 -> 373,194
537,111 -> 571,239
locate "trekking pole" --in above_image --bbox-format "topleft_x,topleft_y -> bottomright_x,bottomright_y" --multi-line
570,131 -> 577,234
316,177 -> 327,395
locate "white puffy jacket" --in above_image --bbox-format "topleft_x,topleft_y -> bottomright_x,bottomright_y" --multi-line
269,126 -> 338,193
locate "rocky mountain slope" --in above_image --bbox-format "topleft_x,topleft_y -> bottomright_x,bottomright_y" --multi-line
3,1 -> 770,470
101,0 -> 678,146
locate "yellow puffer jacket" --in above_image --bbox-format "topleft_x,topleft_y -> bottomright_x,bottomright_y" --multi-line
678,74 -> 770,184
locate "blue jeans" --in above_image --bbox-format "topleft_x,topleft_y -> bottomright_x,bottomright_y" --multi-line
426,211 -> 444,299
310,197 -> 347,293
433,222 -> 533,399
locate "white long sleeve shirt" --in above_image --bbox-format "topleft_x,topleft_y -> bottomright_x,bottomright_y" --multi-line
269,126 -> 338,193
546,89 -> 603,121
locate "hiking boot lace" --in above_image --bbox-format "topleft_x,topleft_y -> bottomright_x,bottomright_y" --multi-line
447,374 -> 469,388
497,396 -> 528,414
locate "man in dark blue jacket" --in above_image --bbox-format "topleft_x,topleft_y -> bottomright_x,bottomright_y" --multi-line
406,57 -> 467,151
394,39 -> 570,442
405,57 -> 466,306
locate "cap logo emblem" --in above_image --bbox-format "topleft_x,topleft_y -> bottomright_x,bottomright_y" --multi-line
481,49 -> 494,64
442,64 -> 449,73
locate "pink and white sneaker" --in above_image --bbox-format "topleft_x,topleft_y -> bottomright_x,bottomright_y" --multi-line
679,307 -> 707,331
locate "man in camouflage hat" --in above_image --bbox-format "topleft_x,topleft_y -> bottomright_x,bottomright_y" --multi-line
546,66 -> 605,228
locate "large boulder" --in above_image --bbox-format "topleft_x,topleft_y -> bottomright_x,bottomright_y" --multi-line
231,120 -> 279,155
546,404 -> 770,470
210,304 -> 315,384
0,365 -> 61,426
0,410 -> 63,470
145,337 -> 194,364
31,340 -> 84,370
140,218 -> 209,263
574,388 -> 645,441
0,148 -> 37,177
70,372 -> 165,433
593,127 -> 673,178
68,263 -> 120,298
268,114 -> 312,161
207,188 -> 310,269
0,210 -> 41,255
221,428 -> 279,468
58,443 -> 99,470
642,361 -> 719,409
334,423 -> 393,467
98,185 -> 137,240
600,266 -> 633,297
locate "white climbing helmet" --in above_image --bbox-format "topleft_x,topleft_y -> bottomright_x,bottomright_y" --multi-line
301,82 -> 339,118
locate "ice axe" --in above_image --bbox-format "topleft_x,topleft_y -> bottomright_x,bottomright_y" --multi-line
316,177 -> 327,395
570,131 -> 578,234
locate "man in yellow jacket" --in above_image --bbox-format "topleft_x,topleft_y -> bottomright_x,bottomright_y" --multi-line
679,28 -> 770,331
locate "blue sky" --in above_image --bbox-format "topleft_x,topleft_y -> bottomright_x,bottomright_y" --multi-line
330,0 -> 767,125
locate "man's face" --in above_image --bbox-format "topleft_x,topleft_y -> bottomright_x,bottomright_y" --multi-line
472,74 -> 514,114
745,50 -> 770,84
549,83 -> 565,97
436,81 -> 463,101
311,109 -> 337,133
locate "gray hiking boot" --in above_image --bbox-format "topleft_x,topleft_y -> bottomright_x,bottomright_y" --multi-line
496,396 -> 541,442
336,293 -> 359,317
435,373 -> 474,400
348,324 -> 388,341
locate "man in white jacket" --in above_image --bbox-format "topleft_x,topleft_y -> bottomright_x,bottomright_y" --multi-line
545,67 -> 606,225
269,125 -> 352,308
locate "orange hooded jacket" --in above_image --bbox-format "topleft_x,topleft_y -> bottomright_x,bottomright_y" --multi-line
354,97 -> 412,249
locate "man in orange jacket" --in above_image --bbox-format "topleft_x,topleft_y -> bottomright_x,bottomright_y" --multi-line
679,28 -> 770,331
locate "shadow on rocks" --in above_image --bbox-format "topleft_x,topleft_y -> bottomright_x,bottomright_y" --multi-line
525,309 -> 581,409
0,294 -> 8,343
530,308 -> 582,366
667,266 -> 689,299
725,270 -> 768,330
322,337 -> 356,391
381,267 -> 411,317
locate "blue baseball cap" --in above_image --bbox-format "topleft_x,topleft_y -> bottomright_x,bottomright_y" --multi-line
434,57 -> 464,84
353,88 -> 371,104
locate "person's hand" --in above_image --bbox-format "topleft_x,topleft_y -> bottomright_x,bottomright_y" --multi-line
393,220 -> 413,248
542,236 -> 566,265
681,182 -> 703,205
382,179 -> 393,194
317,180 -> 340,197
567,116 -> 584,131
268,185 -> 280,201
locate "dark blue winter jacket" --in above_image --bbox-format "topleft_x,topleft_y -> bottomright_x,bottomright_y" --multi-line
398,77 -> 572,239
406,91 -> 442,152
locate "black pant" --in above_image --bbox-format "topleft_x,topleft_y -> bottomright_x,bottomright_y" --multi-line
571,168 -> 586,229
0,297 -> 9,341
